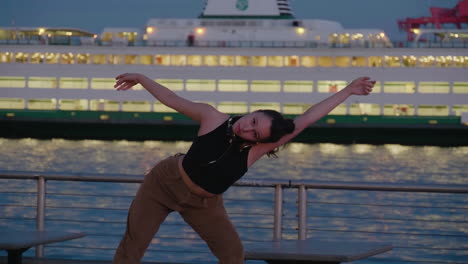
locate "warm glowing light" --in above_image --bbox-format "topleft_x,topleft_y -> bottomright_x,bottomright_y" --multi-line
66,32 -> 72,36
379,32 -> 386,38
412,29 -> 421,34
146,27 -> 155,34
295,27 -> 306,35
38,28 -> 45,35
93,34 -> 98,39
195,27 -> 206,35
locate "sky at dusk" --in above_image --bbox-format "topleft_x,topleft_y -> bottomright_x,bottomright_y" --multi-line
1,0 -> 462,41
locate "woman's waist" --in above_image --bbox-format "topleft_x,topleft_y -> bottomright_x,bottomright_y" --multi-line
176,154 -> 217,198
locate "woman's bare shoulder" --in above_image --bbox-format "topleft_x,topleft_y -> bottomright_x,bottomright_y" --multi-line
197,109 -> 230,136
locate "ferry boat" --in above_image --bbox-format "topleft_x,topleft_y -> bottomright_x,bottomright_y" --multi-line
0,0 -> 467,145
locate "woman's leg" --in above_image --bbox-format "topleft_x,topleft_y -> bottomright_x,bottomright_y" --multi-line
180,196 -> 244,264
113,167 -> 174,264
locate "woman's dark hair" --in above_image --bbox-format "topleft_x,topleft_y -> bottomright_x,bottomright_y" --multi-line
256,109 -> 295,157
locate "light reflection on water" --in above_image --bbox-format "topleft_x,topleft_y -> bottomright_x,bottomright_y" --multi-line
1,138 -> 466,183
0,138 -> 467,263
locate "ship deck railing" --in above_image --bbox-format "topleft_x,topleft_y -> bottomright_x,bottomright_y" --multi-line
0,172 -> 467,263
1,38 -> 467,49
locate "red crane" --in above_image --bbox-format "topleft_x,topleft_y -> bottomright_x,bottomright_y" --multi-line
398,0 -> 468,41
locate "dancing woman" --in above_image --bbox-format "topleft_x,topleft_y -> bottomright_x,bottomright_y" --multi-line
112,73 -> 375,264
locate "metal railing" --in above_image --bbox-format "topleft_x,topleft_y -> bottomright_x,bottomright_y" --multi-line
0,172 -> 467,263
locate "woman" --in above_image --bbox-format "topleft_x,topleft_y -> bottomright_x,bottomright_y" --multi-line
113,73 -> 375,264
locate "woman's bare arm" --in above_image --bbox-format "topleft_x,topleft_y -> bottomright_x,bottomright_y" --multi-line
114,73 -> 219,123
248,77 -> 376,166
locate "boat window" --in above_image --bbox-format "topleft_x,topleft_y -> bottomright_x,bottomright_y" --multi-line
235,56 -> 250,66
154,102 -> 177,113
436,56 -> 452,67
90,99 -> 119,111
122,101 -> 151,112
77,53 -> 90,64
140,55 -> 153,65
453,56 -> 468,68
418,56 -> 436,68
250,102 -> 280,112
317,56 -> 333,67
171,55 -> 186,66
285,56 -> 299,67
370,81 -> 382,93
92,54 -> 106,64
0,52 -> 13,63
268,56 -> 284,67
217,101 -> 248,114
60,53 -> 75,64
252,56 -> 267,67
335,56 -> 350,67
250,80 -> 281,92
218,80 -> 248,92
0,98 -> 24,109
28,98 -> 56,110
15,52 -> 29,63
59,99 -> 88,110
383,82 -> 415,94
351,56 -> 366,67
452,105 -> 468,116
283,81 -> 313,93
368,56 -> 382,67
301,56 -> 316,67
30,53 -> 44,64
349,103 -> 381,115
124,55 -> 137,64
402,56 -> 417,67
28,77 -> 57,88
418,82 -> 449,94
44,53 -> 60,64
317,80 -> 347,93
0,76 -> 26,88
59,77 -> 88,89
186,79 -> 216,91
155,79 -> 184,91
282,103 -> 313,114
91,78 -> 115,90
453,82 -> 468,93
383,104 -> 414,116
219,56 -> 235,67
101,32 -> 113,42
418,105 -> 449,116
108,54 -> 121,65
328,104 -> 347,115
204,55 -> 218,66
384,56 -> 400,67
187,55 -> 202,66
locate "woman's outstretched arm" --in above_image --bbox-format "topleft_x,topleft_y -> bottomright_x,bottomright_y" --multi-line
114,73 -> 218,123
248,77 -> 375,164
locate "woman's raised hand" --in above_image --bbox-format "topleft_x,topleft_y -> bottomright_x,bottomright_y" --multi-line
346,77 -> 376,95
114,73 -> 141,91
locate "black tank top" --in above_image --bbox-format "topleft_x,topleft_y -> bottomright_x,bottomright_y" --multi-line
182,117 -> 251,194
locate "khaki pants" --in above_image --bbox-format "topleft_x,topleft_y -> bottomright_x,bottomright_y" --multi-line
113,155 -> 244,264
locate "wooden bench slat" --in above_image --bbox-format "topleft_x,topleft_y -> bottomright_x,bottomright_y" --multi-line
0,230 -> 86,250
245,239 -> 393,263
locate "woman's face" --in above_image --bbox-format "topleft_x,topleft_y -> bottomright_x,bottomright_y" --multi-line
232,112 -> 272,142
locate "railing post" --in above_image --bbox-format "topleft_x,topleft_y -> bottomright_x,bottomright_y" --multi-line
298,185 -> 307,240
36,176 -> 46,258
273,184 -> 283,241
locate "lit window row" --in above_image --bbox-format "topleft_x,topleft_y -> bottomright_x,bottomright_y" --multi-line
1,76 -> 468,94
0,98 -> 466,117
1,52 -> 467,68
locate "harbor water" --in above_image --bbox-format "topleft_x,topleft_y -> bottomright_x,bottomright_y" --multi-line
0,138 -> 467,263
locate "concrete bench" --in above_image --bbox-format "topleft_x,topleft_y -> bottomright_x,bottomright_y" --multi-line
245,239 -> 393,264
0,230 -> 86,264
